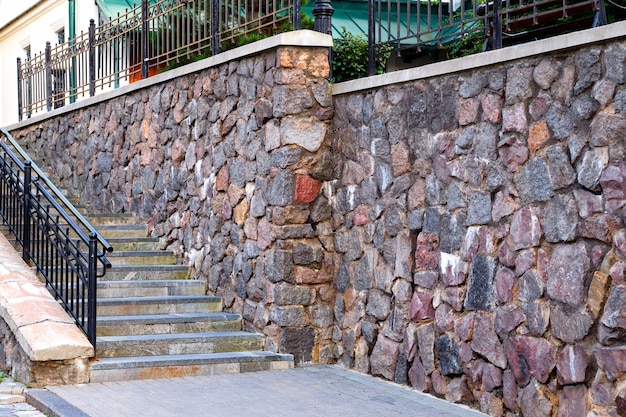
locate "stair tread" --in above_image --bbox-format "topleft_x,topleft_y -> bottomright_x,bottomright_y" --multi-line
91,351 -> 294,370
109,265 -> 188,270
97,331 -> 260,343
98,280 -> 204,288
97,312 -> 239,324
108,250 -> 175,256
97,295 -> 220,305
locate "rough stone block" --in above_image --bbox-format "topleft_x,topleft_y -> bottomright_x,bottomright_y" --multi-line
470,312 -> 507,369
464,254 -> 497,311
436,334 -> 462,376
557,345 -> 587,384
547,242 -> 590,308
279,327 -> 314,364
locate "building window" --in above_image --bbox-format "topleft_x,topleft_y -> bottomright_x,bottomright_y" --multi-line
57,28 -> 65,45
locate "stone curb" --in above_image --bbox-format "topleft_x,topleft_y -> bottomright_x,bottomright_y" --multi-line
25,389 -> 89,417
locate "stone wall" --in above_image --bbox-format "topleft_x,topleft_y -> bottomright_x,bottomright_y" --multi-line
9,28 -> 626,415
12,32 -> 337,365
330,39 -> 626,415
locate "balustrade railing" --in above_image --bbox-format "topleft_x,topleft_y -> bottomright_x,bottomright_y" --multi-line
17,0 -> 300,120
366,0 -> 609,74
0,127 -> 112,347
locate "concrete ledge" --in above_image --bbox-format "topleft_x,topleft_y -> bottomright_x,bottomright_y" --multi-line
0,232 -> 93,384
333,20 -> 626,95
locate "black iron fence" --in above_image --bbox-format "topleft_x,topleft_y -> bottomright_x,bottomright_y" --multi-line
16,0 -> 613,117
366,0 -> 608,74
17,0 -> 300,120
0,128 -> 112,347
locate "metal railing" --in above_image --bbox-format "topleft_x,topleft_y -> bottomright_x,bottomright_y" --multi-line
0,128 -> 113,347
17,0 -> 300,120
367,0 -> 608,74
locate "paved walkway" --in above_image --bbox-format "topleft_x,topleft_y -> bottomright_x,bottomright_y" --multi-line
26,366 -> 487,417
0,378 -> 46,417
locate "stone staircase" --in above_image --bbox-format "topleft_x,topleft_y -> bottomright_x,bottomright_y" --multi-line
1,171 -> 293,383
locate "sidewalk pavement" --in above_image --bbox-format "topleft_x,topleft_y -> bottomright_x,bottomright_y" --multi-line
0,378 -> 46,417
26,365 -> 488,417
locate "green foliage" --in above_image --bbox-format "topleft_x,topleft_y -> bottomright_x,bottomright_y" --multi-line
331,28 -> 392,83
446,29 -> 485,58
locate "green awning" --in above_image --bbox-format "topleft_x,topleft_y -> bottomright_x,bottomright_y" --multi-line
96,0 -> 141,18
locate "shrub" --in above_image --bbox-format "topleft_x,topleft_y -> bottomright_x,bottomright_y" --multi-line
332,27 -> 392,83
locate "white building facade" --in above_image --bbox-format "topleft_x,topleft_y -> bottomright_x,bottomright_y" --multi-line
0,0 -> 132,126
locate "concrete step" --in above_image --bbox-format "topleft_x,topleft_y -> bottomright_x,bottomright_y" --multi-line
101,265 -> 190,281
97,295 -> 222,316
107,250 -> 177,266
106,237 -> 161,251
96,312 -> 242,336
96,331 -> 262,358
97,280 -> 205,298
83,213 -> 137,226
94,225 -> 148,239
89,351 -> 294,383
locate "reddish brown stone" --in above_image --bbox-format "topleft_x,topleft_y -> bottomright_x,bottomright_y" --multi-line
465,359 -> 502,391
471,312 -> 507,369
528,120 -> 550,154
454,313 -> 475,341
443,286 -> 465,311
353,205 -> 370,226
579,214 -> 620,242
294,175 -> 322,203
557,345 -> 587,384
481,92 -> 503,124
502,369 -> 519,412
409,289 -> 434,322
495,305 -> 525,336
440,253 -> 468,287
414,232 -> 440,272
215,165 -> 229,191
594,346 -> 626,381
459,97 -> 480,126
505,335 -> 558,385
294,266 -> 331,284
495,267 -> 516,303
370,335 -> 399,380
498,135 -> 529,172
557,385 -> 587,417
391,142 -> 411,176
497,240 -> 516,268
408,357 -> 431,392
435,303 -> 457,333
588,271 -> 611,319
408,179 -> 426,210
502,102 -> 528,134
431,370 -> 447,395
509,207 -> 542,250
600,163 -> 626,213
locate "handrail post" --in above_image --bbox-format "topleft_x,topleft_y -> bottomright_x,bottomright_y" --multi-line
22,161 -> 32,264
367,0 -> 375,76
89,19 -> 96,96
492,0 -> 502,49
211,0 -> 219,55
294,0 -> 301,30
313,0 -> 334,35
87,232 -> 98,348
45,42 -> 52,111
16,58 -> 23,121
141,0 -> 149,79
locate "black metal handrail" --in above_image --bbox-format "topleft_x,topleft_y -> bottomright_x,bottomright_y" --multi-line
0,127 -> 112,347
